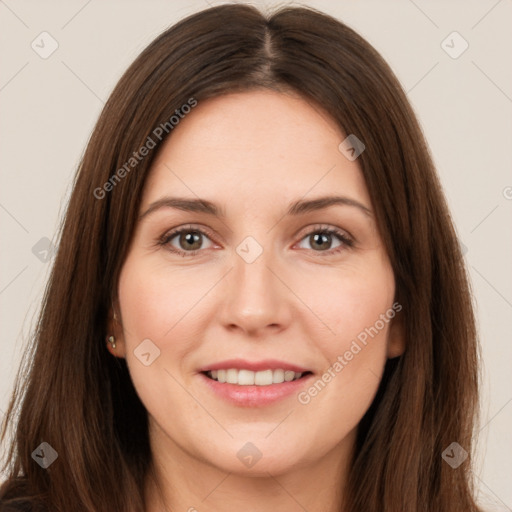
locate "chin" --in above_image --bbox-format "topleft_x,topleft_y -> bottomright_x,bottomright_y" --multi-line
201,436 -> 312,477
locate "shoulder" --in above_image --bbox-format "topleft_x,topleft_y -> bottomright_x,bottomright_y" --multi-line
0,497 -> 49,512
0,501 -> 33,511
0,481 -> 44,512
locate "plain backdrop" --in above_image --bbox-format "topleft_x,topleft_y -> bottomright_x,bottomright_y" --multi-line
1,0 -> 511,510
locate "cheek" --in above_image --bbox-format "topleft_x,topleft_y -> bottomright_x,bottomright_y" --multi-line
301,256 -> 395,347
297,261 -> 395,421
118,260 -> 206,344
117,260 -> 207,398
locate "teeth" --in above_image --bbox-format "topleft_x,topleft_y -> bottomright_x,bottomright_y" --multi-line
238,369 -> 255,385
284,370 -> 295,382
226,369 -> 238,384
255,369 -> 273,385
273,369 -> 284,383
206,369 -> 304,386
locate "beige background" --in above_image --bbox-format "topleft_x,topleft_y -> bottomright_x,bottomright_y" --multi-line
1,0 -> 511,509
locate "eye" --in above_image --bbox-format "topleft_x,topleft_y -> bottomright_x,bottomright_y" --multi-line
295,225 -> 354,255
158,224 -> 354,257
158,225 -> 215,257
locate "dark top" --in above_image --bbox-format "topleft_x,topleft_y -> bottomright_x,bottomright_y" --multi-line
0,502 -> 33,511
0,503 -> 31,511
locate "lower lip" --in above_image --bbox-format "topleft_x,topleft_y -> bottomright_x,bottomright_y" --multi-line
199,372 -> 314,407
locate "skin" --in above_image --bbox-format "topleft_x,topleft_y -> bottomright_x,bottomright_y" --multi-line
108,90 -> 405,512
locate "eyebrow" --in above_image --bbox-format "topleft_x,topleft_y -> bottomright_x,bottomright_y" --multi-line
139,195 -> 373,220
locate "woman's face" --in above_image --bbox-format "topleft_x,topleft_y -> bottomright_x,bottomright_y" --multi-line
113,90 -> 404,476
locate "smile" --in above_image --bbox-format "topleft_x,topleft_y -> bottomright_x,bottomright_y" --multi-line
204,368 -> 308,386
198,359 -> 314,407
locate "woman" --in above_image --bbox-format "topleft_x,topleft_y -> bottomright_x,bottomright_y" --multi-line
0,4 -> 482,511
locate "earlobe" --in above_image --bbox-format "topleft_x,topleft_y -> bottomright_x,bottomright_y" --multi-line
386,310 -> 406,359
106,305 -> 127,358
106,335 -> 118,355
105,332 -> 127,358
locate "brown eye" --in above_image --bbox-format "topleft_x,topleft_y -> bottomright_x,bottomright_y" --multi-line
160,226 -> 215,256
159,224 -> 353,258
309,232 -> 334,251
177,231 -> 203,251
296,227 -> 354,255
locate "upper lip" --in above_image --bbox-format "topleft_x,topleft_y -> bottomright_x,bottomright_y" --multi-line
198,358 -> 312,373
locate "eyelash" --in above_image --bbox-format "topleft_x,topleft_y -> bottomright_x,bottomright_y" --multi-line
158,224 -> 354,257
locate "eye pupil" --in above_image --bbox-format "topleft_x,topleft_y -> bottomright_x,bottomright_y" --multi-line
311,233 -> 331,251
181,231 -> 201,250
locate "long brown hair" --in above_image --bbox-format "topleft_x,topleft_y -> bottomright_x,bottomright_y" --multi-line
1,4 -> 481,511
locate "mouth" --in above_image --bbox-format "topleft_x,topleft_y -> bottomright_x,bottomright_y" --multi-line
198,360 -> 315,407
202,368 -> 312,386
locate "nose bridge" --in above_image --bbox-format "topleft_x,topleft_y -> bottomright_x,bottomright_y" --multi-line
234,232 -> 279,305
219,230 -> 290,333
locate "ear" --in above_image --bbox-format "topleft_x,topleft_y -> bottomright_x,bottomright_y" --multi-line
105,301 -> 127,358
386,306 -> 405,359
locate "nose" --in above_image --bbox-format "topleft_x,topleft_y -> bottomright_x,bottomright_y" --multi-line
217,239 -> 293,337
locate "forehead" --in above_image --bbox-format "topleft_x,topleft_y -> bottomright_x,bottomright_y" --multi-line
142,90 -> 371,211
